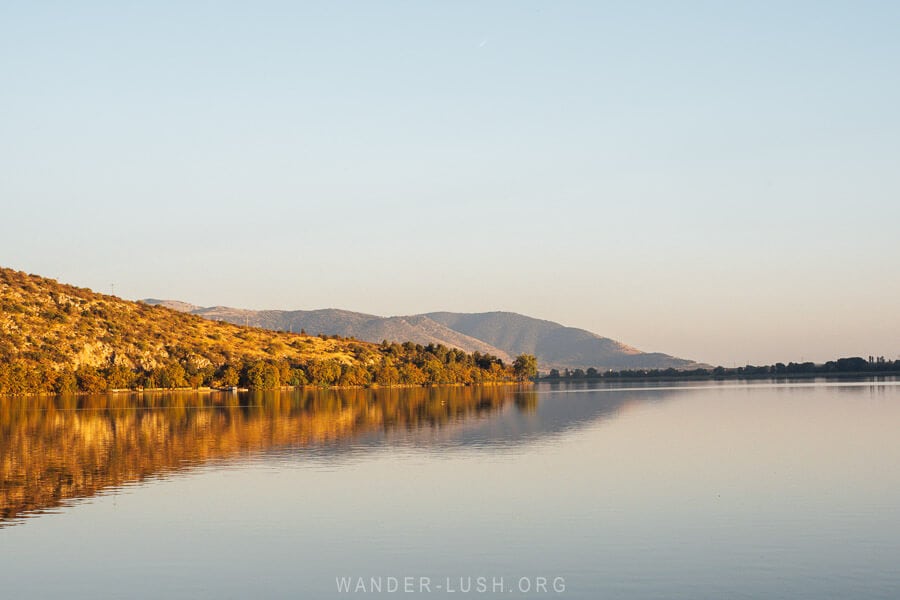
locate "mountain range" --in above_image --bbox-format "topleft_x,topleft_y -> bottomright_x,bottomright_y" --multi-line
143,300 -> 702,371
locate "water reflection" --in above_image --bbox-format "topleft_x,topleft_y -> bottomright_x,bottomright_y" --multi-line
0,386 -> 534,526
4,380 -> 900,599
8,380 -> 892,528
0,381 -> 671,527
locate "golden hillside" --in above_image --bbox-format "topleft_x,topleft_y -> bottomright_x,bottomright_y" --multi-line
0,267 -> 534,394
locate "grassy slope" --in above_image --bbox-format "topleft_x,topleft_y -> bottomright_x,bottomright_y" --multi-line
0,267 -> 356,372
0,267 -> 519,393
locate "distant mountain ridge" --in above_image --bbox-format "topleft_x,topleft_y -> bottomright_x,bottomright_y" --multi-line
143,300 -> 702,371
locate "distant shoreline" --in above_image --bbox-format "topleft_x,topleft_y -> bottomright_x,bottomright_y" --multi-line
540,371 -> 900,383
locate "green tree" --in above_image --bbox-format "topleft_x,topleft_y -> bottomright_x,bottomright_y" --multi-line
242,361 -> 280,390
374,363 -> 400,386
288,367 -> 309,387
106,364 -> 135,389
340,364 -> 371,387
220,365 -> 240,387
76,366 -> 108,393
423,359 -> 446,384
398,363 -> 427,385
306,359 -> 342,386
513,354 -> 538,380
159,362 -> 187,388
54,369 -> 78,394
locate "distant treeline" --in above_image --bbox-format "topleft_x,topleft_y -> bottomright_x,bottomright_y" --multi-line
543,356 -> 899,381
0,339 -> 538,395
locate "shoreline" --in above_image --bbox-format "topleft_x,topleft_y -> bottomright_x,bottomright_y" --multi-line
0,379 -> 533,399
540,371 -> 900,383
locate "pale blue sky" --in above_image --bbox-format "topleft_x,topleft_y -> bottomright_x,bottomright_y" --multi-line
2,1 -> 898,365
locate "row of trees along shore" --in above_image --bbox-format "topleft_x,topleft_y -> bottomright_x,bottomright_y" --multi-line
0,338 -> 539,395
543,356 -> 900,380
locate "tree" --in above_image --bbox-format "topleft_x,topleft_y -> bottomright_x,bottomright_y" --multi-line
398,363 -> 427,385
306,359 -> 342,386
54,369 -> 78,394
220,365 -> 240,387
76,366 -> 108,393
374,363 -> 400,386
106,364 -> 135,389
340,364 -> 371,387
159,362 -> 187,388
242,361 -> 280,390
423,359 -> 446,383
513,354 -> 538,380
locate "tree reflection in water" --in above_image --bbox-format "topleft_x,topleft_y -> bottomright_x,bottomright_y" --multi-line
0,385 -> 536,526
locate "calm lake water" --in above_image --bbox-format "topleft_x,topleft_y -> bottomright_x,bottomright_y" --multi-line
2,380 -> 899,599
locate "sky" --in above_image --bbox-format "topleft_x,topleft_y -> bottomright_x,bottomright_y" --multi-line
1,1 -> 898,366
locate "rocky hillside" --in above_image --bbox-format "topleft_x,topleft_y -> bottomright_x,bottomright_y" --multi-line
147,301 -> 701,371
0,267 -> 527,395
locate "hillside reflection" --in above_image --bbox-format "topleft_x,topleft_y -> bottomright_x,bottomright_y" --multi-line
0,383 -> 670,528
1,386 -> 539,526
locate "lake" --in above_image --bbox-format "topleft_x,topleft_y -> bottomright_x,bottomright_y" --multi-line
2,380 -> 899,599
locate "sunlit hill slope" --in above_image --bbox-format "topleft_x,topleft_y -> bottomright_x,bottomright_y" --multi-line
0,268 -> 527,394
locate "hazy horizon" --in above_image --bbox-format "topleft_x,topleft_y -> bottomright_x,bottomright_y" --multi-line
2,1 -> 898,366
